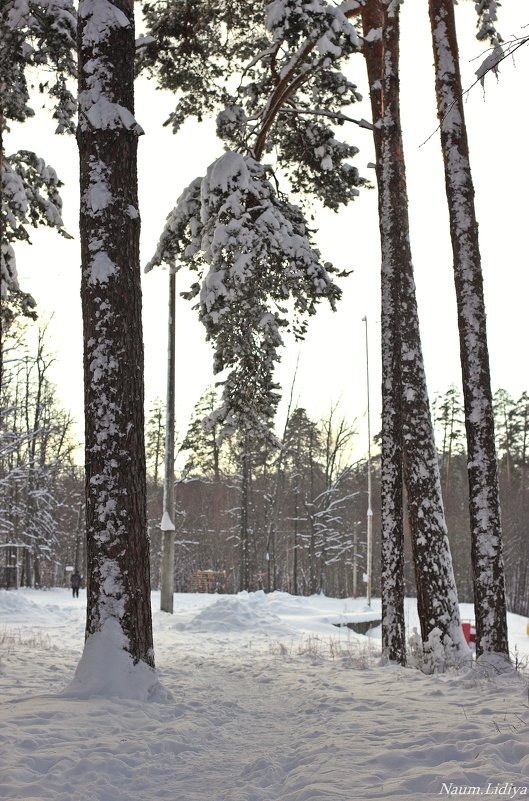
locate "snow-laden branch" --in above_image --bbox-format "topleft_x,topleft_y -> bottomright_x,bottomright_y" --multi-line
147,151 -> 341,440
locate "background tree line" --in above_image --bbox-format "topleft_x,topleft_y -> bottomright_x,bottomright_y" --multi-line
3,329 -> 528,622
146,382 -> 529,617
0,324 -> 81,587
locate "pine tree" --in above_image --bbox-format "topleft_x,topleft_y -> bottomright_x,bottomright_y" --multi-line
282,407 -> 321,594
77,0 -> 154,674
146,153 -> 345,446
145,398 -> 165,490
428,0 -> 508,660
358,0 -> 405,665
144,0 -> 366,443
435,385 -> 465,498
490,390 -> 529,616
181,386 -> 224,481
513,392 -> 529,504
362,0 -> 466,663
493,388 -> 516,488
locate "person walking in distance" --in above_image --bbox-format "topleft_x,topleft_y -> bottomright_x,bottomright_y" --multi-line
70,570 -> 82,599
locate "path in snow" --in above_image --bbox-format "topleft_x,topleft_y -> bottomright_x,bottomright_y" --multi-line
0,590 -> 528,801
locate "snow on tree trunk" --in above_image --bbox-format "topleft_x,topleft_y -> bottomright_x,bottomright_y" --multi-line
377,2 -> 467,662
428,0 -> 509,659
308,429 -> 318,596
363,2 -> 405,665
0,115 -> 4,393
77,0 -> 154,670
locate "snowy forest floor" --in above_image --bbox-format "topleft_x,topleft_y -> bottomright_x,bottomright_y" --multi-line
1,590 -> 528,801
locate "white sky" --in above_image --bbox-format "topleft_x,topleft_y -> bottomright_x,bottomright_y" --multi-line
9,0 -> 529,455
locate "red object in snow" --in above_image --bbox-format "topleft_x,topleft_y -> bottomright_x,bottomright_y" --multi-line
462,621 -> 477,647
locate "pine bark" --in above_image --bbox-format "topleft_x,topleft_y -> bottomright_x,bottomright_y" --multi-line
362,2 -> 405,664
386,5 -> 463,656
78,0 -> 154,665
0,115 -> 4,394
293,483 -> 299,595
366,2 -> 466,658
428,0 -> 508,658
239,441 -> 250,591
308,429 -> 317,595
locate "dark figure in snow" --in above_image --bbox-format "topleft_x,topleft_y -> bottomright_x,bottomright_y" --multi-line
70,570 -> 82,598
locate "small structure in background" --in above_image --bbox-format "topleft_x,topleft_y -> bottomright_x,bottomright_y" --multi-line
191,570 -> 227,594
461,620 -> 477,650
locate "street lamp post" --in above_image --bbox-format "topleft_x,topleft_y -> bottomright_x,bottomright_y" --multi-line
160,268 -> 176,613
362,316 -> 373,608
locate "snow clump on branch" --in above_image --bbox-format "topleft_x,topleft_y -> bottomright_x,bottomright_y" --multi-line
266,0 -> 361,53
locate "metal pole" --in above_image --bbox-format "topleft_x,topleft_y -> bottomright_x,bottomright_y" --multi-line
160,269 -> 176,613
352,521 -> 358,598
363,316 -> 373,607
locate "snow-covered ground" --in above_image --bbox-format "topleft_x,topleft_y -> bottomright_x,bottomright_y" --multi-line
1,589 -> 528,800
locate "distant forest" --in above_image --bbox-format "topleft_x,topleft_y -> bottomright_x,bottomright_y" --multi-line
2,333 -> 527,616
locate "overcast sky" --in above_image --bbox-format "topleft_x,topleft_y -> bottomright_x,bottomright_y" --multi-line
9,0 -> 529,455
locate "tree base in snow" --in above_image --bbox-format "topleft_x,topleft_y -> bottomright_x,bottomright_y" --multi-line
472,652 -> 513,679
61,619 -> 170,701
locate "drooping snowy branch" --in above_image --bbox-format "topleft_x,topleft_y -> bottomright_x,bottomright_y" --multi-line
1,151 -> 70,323
0,0 -> 77,326
147,151 -> 342,439
474,43 -> 504,85
3,151 -> 65,236
473,32 -> 529,89
472,0 -> 505,87
1,0 -> 77,130
144,0 -> 371,439
474,0 -> 502,45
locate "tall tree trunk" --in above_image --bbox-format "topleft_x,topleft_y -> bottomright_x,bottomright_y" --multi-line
0,111 -> 4,394
213,436 -> 220,482
78,0 -> 154,666
445,400 -> 455,498
387,3 -> 464,658
239,440 -> 250,591
308,428 -> 317,595
362,1 -> 405,664
520,401 -> 528,509
366,2 -> 466,660
428,0 -> 508,658
153,407 -> 163,490
293,483 -> 299,595
74,502 -> 83,573
266,374 -> 296,593
23,547 -> 31,587
33,550 -> 41,588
